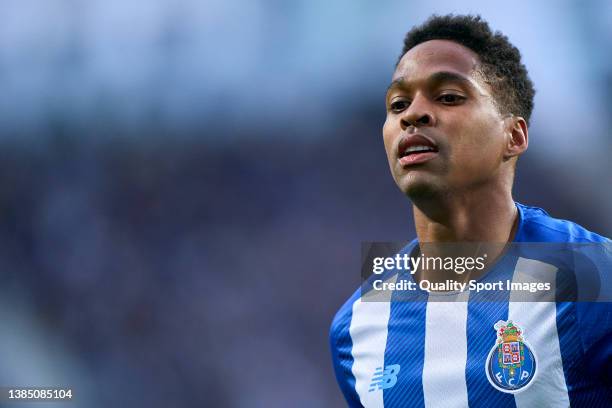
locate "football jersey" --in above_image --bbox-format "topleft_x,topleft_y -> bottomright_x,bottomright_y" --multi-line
330,203 -> 611,407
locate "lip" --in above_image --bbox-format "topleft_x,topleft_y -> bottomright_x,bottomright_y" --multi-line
399,151 -> 438,166
397,133 -> 439,167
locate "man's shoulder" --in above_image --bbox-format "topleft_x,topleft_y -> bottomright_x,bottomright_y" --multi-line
329,287 -> 360,342
517,203 -> 610,243
330,240 -> 418,339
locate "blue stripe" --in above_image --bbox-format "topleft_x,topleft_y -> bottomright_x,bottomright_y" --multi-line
330,290 -> 362,407
558,301 -> 612,406
465,255 -> 517,408
382,284 -> 427,407
556,301 -> 587,406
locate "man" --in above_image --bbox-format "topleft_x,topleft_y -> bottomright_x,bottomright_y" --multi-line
330,15 -> 611,407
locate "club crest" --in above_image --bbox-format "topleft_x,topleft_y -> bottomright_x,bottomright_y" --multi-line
485,320 -> 537,393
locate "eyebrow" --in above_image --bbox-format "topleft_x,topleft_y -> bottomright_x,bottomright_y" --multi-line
386,71 -> 472,94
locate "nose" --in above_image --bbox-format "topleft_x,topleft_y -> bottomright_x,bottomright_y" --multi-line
400,93 -> 435,130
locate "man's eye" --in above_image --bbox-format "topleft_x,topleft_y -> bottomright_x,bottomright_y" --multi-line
437,94 -> 465,104
390,100 -> 410,112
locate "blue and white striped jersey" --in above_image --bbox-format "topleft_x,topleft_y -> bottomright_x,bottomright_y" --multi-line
330,203 -> 611,407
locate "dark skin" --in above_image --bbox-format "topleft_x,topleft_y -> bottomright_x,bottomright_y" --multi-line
382,40 -> 529,284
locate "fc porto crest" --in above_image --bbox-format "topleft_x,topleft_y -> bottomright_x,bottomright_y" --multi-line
485,320 -> 537,393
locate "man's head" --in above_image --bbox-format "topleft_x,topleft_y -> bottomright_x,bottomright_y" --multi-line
383,15 -> 535,201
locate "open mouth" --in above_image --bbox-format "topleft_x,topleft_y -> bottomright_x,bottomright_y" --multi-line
399,145 -> 439,158
397,137 -> 439,166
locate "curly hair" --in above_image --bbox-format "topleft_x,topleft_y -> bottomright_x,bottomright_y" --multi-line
398,14 -> 535,125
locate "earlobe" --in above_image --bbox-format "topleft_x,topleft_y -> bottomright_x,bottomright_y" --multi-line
504,117 -> 528,159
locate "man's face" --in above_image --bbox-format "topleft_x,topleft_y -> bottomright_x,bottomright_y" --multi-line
383,39 -> 508,199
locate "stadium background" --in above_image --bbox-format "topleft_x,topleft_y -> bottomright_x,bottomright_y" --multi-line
0,0 -> 610,407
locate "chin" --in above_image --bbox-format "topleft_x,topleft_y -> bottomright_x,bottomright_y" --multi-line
397,173 -> 443,200
401,180 -> 442,201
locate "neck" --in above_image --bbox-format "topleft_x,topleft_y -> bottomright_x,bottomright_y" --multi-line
412,184 -> 518,243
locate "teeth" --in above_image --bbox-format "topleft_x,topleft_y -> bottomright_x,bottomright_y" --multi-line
404,145 -> 434,154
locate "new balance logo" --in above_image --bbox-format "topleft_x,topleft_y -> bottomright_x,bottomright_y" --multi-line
368,364 -> 401,392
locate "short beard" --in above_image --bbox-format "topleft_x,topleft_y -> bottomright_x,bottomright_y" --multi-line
403,181 -> 453,223
403,178 -> 445,202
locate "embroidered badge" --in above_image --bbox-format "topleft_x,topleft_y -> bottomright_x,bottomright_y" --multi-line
485,320 -> 537,393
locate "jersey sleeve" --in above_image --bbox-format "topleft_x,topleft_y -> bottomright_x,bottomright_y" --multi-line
329,289 -> 363,407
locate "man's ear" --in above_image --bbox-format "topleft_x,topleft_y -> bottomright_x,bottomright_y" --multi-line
504,116 -> 528,160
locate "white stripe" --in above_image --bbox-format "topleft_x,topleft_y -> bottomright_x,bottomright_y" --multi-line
509,257 -> 570,407
349,275 -> 396,408
422,292 -> 470,408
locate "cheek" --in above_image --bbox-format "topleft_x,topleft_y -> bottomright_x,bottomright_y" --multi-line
457,115 -> 504,156
447,115 -> 506,176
